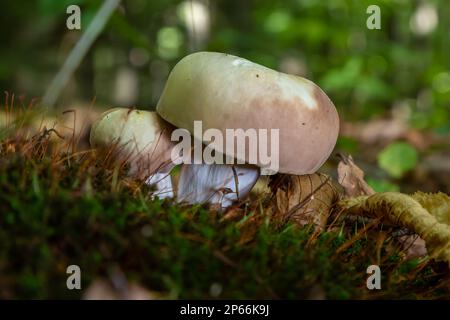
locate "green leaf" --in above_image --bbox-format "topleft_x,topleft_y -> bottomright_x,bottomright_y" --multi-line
366,178 -> 399,192
264,10 -> 292,34
377,142 -> 418,178
320,57 -> 363,92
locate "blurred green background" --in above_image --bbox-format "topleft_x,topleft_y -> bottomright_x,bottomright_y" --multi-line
0,0 -> 449,192
1,0 -> 448,128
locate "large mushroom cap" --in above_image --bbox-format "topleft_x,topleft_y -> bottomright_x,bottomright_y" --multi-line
90,108 -> 176,176
156,52 -> 339,175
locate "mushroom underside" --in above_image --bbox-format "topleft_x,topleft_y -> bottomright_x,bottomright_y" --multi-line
177,163 -> 260,209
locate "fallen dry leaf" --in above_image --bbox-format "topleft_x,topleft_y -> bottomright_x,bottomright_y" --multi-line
337,154 -> 375,197
338,193 -> 450,261
269,173 -> 338,230
337,154 -> 429,260
340,118 -> 428,150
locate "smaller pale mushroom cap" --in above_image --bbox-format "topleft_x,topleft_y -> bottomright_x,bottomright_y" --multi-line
157,52 -> 340,175
90,108 -> 176,178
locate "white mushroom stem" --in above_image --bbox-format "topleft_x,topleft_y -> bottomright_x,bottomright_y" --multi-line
145,172 -> 174,199
177,164 -> 260,209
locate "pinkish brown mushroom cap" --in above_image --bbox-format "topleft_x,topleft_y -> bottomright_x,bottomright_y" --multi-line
156,52 -> 339,175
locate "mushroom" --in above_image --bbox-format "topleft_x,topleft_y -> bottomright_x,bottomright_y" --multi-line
156,52 -> 339,208
90,108 -> 176,199
177,163 -> 260,208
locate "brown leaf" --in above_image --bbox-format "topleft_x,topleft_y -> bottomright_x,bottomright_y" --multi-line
340,118 -> 431,151
339,193 -> 450,262
341,119 -> 408,145
337,154 -> 374,197
269,173 -> 338,230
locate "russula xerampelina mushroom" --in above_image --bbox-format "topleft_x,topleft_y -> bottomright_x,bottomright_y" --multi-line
89,108 -> 176,199
156,51 -> 340,212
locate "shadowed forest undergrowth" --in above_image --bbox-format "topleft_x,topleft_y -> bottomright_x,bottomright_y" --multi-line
0,106 -> 449,299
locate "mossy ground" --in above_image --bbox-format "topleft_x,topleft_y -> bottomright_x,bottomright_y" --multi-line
0,111 -> 449,299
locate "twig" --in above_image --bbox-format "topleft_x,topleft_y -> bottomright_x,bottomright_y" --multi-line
42,0 -> 122,107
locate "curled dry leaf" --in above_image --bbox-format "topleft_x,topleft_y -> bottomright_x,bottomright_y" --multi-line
337,154 -> 429,260
337,153 -> 374,197
269,173 -> 339,230
338,192 -> 450,262
412,191 -> 450,225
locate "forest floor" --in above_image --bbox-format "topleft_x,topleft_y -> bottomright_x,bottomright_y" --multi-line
0,105 -> 449,299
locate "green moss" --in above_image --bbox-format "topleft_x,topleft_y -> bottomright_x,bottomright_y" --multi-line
0,132 -> 448,299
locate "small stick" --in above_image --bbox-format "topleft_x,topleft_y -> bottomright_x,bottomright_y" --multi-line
42,0 -> 122,107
